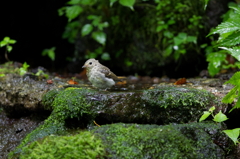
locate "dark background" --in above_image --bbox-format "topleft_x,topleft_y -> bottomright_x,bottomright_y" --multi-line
0,0 -> 73,72
0,0 -> 232,77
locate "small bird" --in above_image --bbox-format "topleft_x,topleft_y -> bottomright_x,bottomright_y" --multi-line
82,59 -> 122,90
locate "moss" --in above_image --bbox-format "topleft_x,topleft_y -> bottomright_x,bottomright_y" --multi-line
9,87 -> 98,158
42,87 -> 95,121
19,131 -> 106,159
0,62 -> 19,75
8,86 -> 224,158
92,122 -> 226,159
142,86 -> 219,123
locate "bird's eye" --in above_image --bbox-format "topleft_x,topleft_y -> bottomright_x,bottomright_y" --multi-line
89,62 -> 92,65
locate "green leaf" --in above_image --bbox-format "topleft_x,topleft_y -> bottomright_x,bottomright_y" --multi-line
58,7 -> 65,16
174,32 -> 187,45
110,0 -> 118,7
219,47 -> 240,61
204,0 -> 210,10
7,45 -> 13,52
209,106 -> 215,112
67,0 -> 81,5
222,86 -> 238,104
163,45 -> 173,57
163,31 -> 173,38
92,31 -> 106,45
119,0 -> 135,10
0,74 -> 5,77
218,31 -> 240,47
3,37 -> 10,42
206,52 -> 226,66
213,110 -> 228,122
229,98 -> 240,112
9,39 -> 16,44
207,62 -> 220,77
206,52 -> 226,77
208,21 -> 240,36
229,6 -> 240,15
19,62 -> 30,76
66,6 -> 83,21
47,50 -> 55,61
187,36 -> 197,44
0,41 -> 7,47
22,62 -> 30,70
178,32 -> 187,39
199,111 -> 211,122
42,47 -> 56,61
224,71 -> 240,86
223,128 -> 240,145
81,24 -> 93,37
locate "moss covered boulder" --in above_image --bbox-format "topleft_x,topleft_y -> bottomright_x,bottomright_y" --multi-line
42,85 -> 220,125
17,122 -> 229,159
9,85 -> 222,157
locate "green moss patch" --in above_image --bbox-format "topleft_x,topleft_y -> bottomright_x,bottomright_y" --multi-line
93,122 -> 226,159
142,86 -> 219,123
19,131 -> 106,159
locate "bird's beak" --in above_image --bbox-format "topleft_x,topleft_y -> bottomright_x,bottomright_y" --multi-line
82,65 -> 86,68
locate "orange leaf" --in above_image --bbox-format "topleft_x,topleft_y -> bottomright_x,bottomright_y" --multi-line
68,79 -> 78,85
174,78 -> 186,85
46,80 -> 53,84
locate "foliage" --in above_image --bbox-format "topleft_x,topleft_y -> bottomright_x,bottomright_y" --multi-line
222,72 -> 240,112
207,3 -> 240,76
19,62 -> 49,78
19,131 -> 106,159
199,106 -> 240,145
0,37 -> 16,61
208,3 -> 240,113
35,69 -> 49,79
42,47 -> 56,61
19,62 -> 30,76
199,106 -> 228,122
223,128 -> 240,145
58,0 -> 209,74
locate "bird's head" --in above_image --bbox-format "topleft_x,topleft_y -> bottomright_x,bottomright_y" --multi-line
82,58 -> 99,69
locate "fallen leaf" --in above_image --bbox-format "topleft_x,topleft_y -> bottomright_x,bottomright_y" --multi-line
174,78 -> 186,85
46,79 -> 53,84
68,79 -> 78,85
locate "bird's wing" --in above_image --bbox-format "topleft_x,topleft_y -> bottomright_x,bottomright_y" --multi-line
99,66 -> 121,81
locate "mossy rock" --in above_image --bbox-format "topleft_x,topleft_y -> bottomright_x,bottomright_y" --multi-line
10,86 -> 221,157
142,86 -> 219,123
93,122 -> 227,159
42,86 -> 219,125
16,122 -> 228,159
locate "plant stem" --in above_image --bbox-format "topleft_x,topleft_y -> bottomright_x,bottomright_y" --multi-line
5,46 -> 10,61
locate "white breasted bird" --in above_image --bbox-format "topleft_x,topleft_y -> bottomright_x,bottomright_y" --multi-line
82,59 -> 123,90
